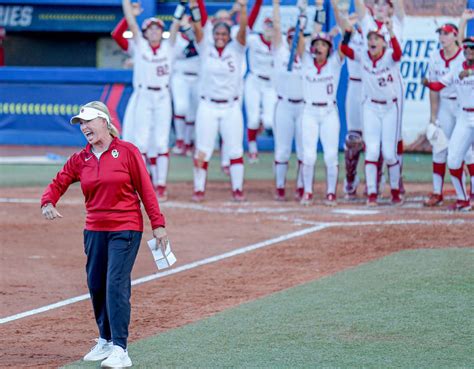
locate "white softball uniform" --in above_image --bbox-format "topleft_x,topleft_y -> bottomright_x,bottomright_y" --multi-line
346,30 -> 364,132
272,42 -> 304,189
171,33 -> 200,144
193,39 -> 246,191
361,14 -> 405,143
245,33 -> 277,131
350,46 -> 402,194
126,36 -> 173,156
301,52 -> 344,195
439,63 -> 474,201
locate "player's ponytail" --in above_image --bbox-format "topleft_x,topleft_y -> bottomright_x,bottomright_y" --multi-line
82,101 -> 120,138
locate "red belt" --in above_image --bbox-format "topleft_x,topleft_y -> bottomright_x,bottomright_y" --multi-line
463,107 -> 474,112
349,77 -> 362,82
278,96 -> 303,104
257,74 -> 270,81
371,98 -> 397,105
142,85 -> 168,91
201,96 -> 239,104
183,72 -> 198,76
306,101 -> 336,107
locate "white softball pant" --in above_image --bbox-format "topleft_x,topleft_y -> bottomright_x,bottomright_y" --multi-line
274,99 -> 304,163
244,73 -> 277,130
122,91 -> 138,143
194,99 -> 244,161
171,73 -> 199,123
132,89 -> 172,156
301,105 -> 340,195
345,79 -> 363,132
363,99 -> 401,194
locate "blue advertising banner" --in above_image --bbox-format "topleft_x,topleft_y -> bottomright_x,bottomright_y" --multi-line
0,67 -> 132,146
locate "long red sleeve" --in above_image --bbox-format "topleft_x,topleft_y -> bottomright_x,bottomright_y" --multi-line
391,36 -> 402,61
128,145 -> 166,229
248,0 -> 263,30
197,0 -> 208,26
111,17 -> 129,51
41,155 -> 80,207
426,81 -> 446,92
340,44 -> 355,60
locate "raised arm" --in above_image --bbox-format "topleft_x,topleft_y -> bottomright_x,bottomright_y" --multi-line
170,2 -> 187,45
196,0 -> 208,26
236,0 -> 248,46
330,0 -> 351,32
458,9 -> 474,45
272,0 -> 282,49
386,18 -> 402,61
111,18 -> 129,51
248,0 -> 263,30
122,0 -> 140,40
392,0 -> 405,22
340,28 -> 355,59
313,0 -> 325,34
354,0 -> 367,20
190,0 -> 204,43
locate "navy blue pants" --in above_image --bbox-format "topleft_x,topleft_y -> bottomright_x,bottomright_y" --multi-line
84,230 -> 142,349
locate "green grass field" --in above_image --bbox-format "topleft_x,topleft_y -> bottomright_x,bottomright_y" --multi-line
65,248 -> 473,369
1,152 -> 437,187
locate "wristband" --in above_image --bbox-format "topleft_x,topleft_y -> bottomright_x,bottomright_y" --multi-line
190,6 -> 201,23
342,30 -> 352,45
173,3 -> 186,20
314,6 -> 326,25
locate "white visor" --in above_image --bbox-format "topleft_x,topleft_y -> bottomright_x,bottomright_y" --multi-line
70,107 -> 110,125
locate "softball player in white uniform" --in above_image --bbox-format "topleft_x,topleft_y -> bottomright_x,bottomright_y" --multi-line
299,33 -> 345,206
170,17 -> 200,157
424,36 -> 474,212
356,0 -> 406,193
246,18 -> 277,163
341,21 -> 403,206
271,0 -> 304,201
122,0 -> 177,202
424,24 -> 466,206
190,0 -> 248,202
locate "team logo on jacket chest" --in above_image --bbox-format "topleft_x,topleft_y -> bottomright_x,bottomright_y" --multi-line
111,149 -> 119,158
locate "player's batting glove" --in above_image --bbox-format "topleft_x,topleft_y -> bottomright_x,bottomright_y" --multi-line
190,6 -> 201,23
314,5 -> 326,25
298,14 -> 308,30
174,2 -> 187,21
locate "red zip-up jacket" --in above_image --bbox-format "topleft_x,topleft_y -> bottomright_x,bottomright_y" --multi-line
41,137 -> 165,232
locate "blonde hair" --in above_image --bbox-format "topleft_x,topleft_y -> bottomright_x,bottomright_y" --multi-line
81,101 -> 120,138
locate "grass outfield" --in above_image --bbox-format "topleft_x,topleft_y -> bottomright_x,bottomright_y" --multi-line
66,248 -> 473,368
1,152 -> 437,187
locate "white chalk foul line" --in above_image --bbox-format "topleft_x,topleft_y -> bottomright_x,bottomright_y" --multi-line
2,217 -> 473,325
0,223 -> 329,325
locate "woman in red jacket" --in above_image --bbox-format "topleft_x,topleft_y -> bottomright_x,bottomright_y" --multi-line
41,101 -> 168,368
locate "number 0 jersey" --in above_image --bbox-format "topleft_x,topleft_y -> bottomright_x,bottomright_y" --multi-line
302,52 -> 344,105
128,36 -> 173,89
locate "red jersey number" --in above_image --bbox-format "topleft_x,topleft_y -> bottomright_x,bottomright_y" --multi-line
157,64 -> 169,77
378,74 -> 394,87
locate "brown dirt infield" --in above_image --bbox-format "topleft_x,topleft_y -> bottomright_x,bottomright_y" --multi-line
0,181 -> 473,367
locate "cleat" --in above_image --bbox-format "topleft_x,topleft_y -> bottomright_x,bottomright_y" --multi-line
156,185 -> 168,202
191,191 -> 205,202
324,193 -> 337,206
300,192 -> 313,206
83,338 -> 113,362
232,189 -> 246,202
171,141 -> 185,156
399,177 -> 406,195
423,193 -> 443,207
100,345 -> 132,368
274,188 -> 286,201
391,189 -> 403,206
185,144 -> 194,157
247,152 -> 259,164
366,193 -> 378,207
294,187 -> 304,201
344,176 -> 359,199
221,165 -> 230,176
447,200 -> 471,212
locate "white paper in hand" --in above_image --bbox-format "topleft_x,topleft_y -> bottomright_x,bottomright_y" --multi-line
147,238 -> 177,270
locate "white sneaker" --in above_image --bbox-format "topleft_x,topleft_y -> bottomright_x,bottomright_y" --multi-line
83,338 -> 113,361
101,345 -> 132,368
